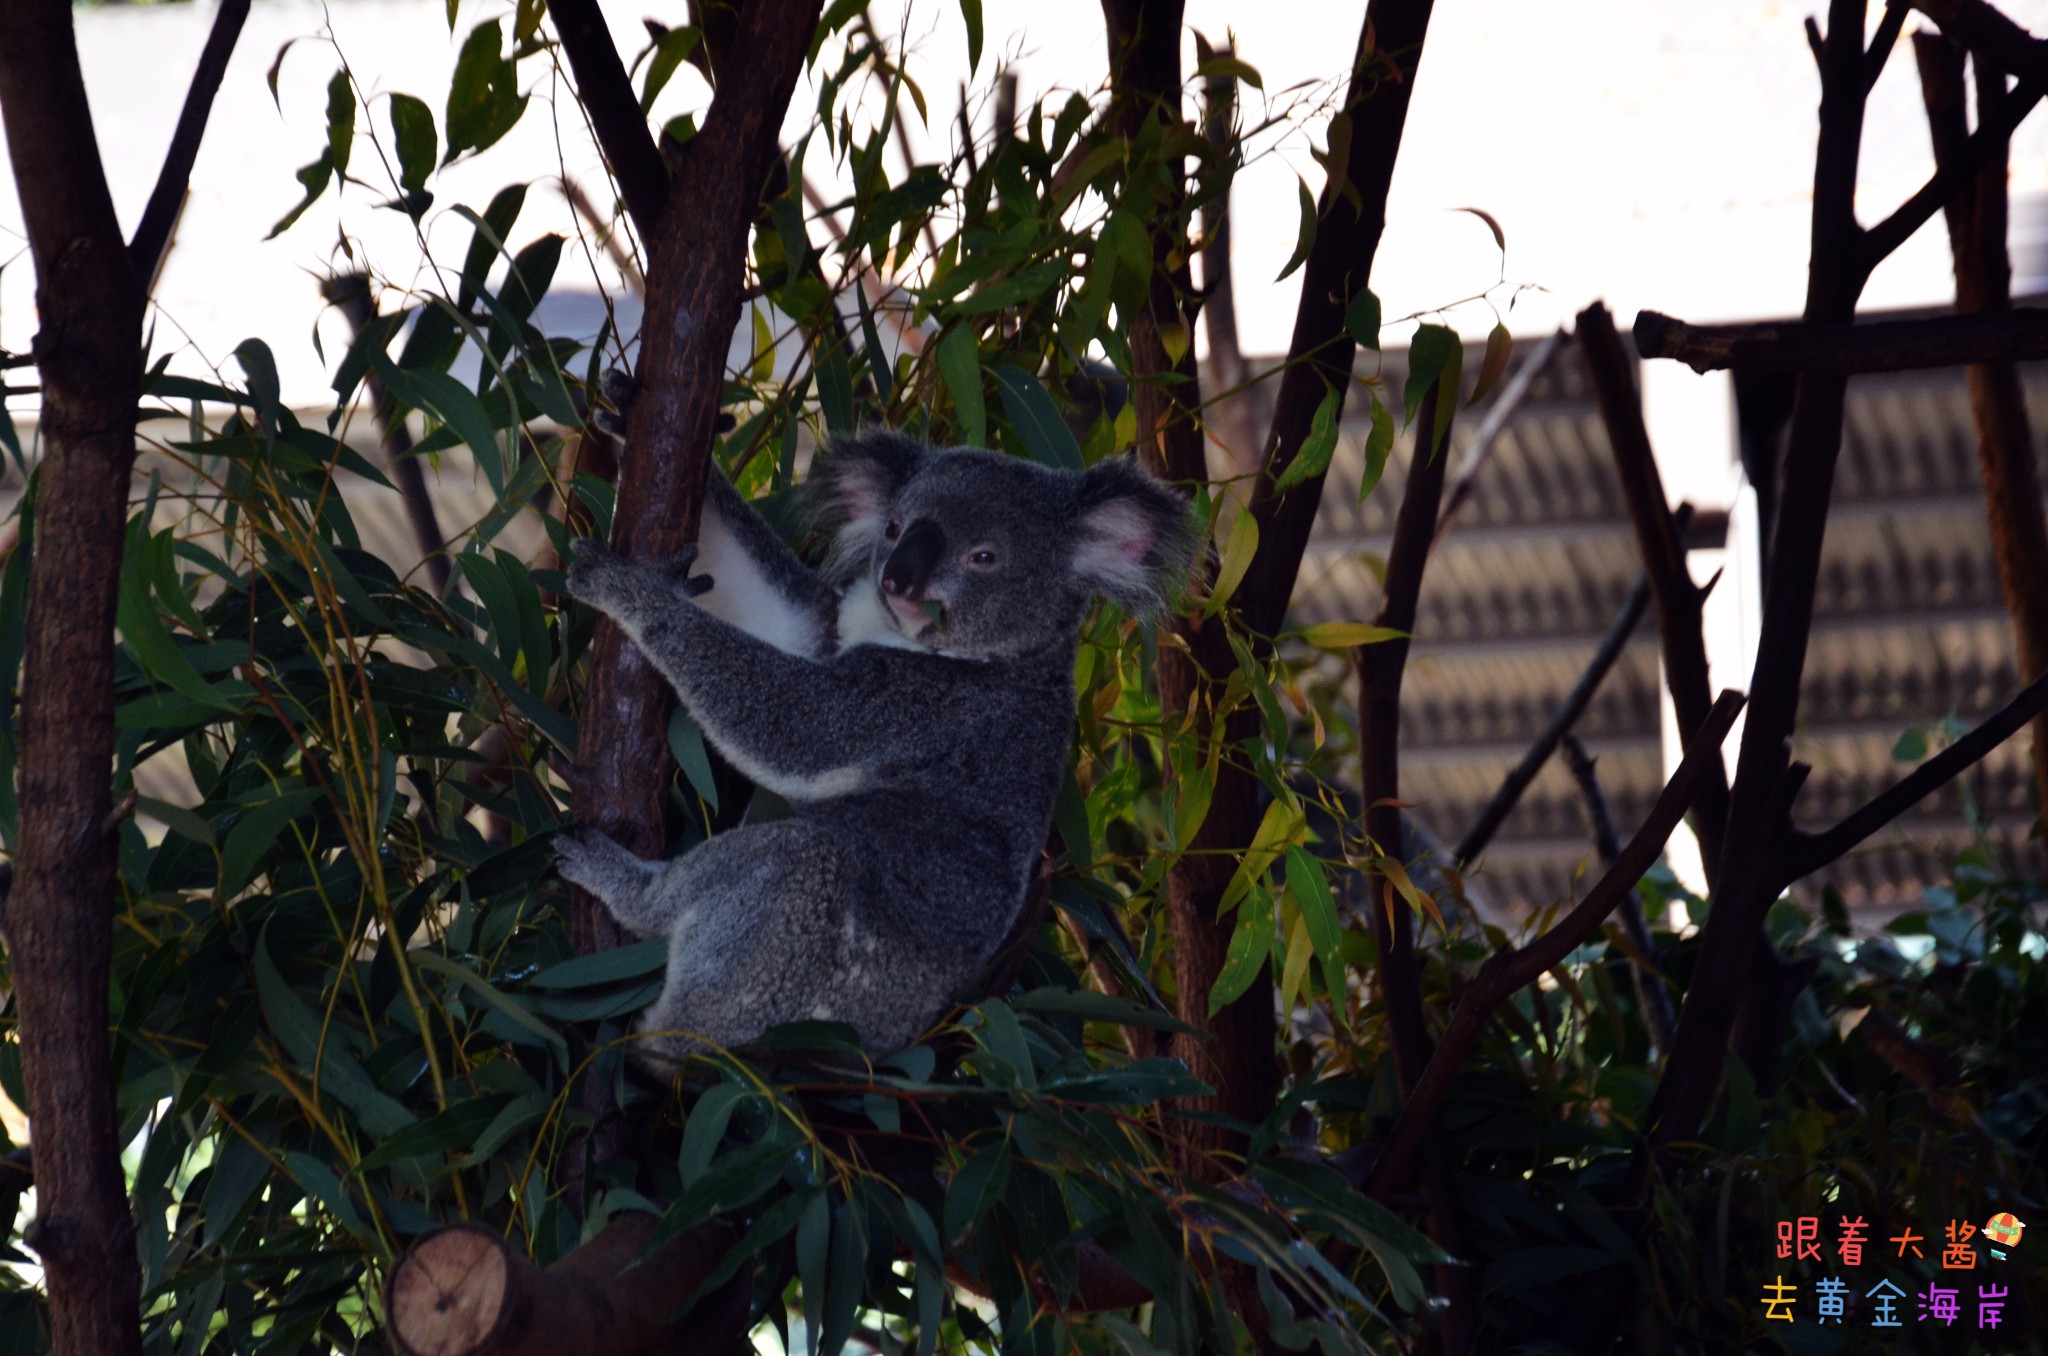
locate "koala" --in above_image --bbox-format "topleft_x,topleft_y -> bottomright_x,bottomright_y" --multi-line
556,429 -> 1196,1062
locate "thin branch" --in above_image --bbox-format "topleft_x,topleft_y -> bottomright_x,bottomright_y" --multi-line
1787,665 -> 2048,877
1355,374 -> 1478,1353
129,0 -> 250,282
1917,29 -> 2048,832
1237,0 -> 1441,642
548,0 -> 670,237
560,177 -> 644,293
1861,71 -> 2046,272
1561,733 -> 1678,1056
1430,326 -> 1568,552
1865,0 -> 1911,90
1368,691 -> 1746,1199
1452,575 -> 1651,866
321,275 -> 451,596
1635,304 -> 2048,373
1580,301 -> 1730,881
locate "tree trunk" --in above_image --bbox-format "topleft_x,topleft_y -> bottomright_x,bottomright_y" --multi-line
1101,0 -> 1280,1173
564,0 -> 823,953
1917,32 -> 2048,833
388,1218 -> 751,1356
0,3 -> 151,1351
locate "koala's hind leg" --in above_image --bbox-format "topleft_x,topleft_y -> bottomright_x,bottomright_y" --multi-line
630,821 -> 861,1059
554,831 -> 673,935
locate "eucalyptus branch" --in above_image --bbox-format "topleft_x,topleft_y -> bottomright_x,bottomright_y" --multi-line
130,0 -> 250,282
1369,692 -> 1746,1199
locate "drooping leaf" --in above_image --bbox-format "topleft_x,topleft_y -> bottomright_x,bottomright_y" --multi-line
445,21 -> 527,163
1344,288 -> 1381,351
388,93 -> 438,202
1209,883 -> 1274,1015
1469,321 -> 1514,407
1275,175 -> 1317,282
1359,390 -> 1394,502
1403,323 -> 1463,459
991,365 -> 1082,470
1272,385 -> 1339,494
960,0 -> 984,75
937,327 -> 985,448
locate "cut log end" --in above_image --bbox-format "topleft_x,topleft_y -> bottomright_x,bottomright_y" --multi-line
388,1225 -> 513,1356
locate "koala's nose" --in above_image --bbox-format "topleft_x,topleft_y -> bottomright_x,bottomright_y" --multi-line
881,520 -> 945,599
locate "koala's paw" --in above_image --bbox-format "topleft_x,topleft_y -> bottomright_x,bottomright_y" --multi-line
589,369 -> 638,446
553,829 -> 616,894
566,537 -> 648,614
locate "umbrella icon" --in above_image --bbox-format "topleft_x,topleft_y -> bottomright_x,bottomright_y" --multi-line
1984,1213 -> 2025,1260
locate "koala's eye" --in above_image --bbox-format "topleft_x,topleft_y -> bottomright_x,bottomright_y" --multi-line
965,548 -> 998,569
884,521 -> 901,541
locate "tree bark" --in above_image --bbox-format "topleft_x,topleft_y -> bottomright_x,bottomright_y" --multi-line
1237,0 -> 1438,642
1634,305 -> 2048,374
1355,382 -> 1476,1354
1917,32 -> 2048,831
0,1 -> 248,1350
561,0 -> 823,961
1101,0 -> 1281,1175
387,1218 -> 751,1356
1578,304 -> 1730,882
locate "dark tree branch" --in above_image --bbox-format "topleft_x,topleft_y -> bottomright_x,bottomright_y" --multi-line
1430,326 -> 1568,552
1909,0 -> 2048,81
568,0 -> 823,1182
0,1 -> 155,1351
1852,1009 -> 1982,1129
1579,302 -> 1730,884
547,0 -> 671,237
1561,6 -> 1879,1343
1865,0 -> 1911,90
1361,382 -> 1457,1092
129,0 -> 250,283
387,1219 -> 752,1356
1860,71 -> 2045,271
321,274 -> 451,596
1917,30 -> 2048,831
1368,692 -> 1746,1199
1635,304 -> 2048,373
1452,575 -> 1651,867
1561,734 -> 1678,1056
1238,0 -> 1439,641
1788,665 -> 2048,877
1356,378 -> 1477,1355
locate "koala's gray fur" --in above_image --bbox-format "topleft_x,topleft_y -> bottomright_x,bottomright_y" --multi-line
558,429 -> 1196,1062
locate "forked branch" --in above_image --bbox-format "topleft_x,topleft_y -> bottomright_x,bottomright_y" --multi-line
1368,691 -> 1746,1198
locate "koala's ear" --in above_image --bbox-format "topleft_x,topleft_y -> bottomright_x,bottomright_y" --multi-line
1070,458 -> 1198,618
808,430 -> 930,578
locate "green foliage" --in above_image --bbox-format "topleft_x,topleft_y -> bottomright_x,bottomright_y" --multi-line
0,10 -> 1457,1352
11,5 -> 2046,1353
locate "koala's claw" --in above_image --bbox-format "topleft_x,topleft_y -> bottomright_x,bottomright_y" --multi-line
589,369 -> 638,444
654,544 -> 713,597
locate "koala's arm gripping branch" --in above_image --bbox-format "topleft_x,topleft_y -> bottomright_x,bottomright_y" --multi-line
594,583 -> 917,792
